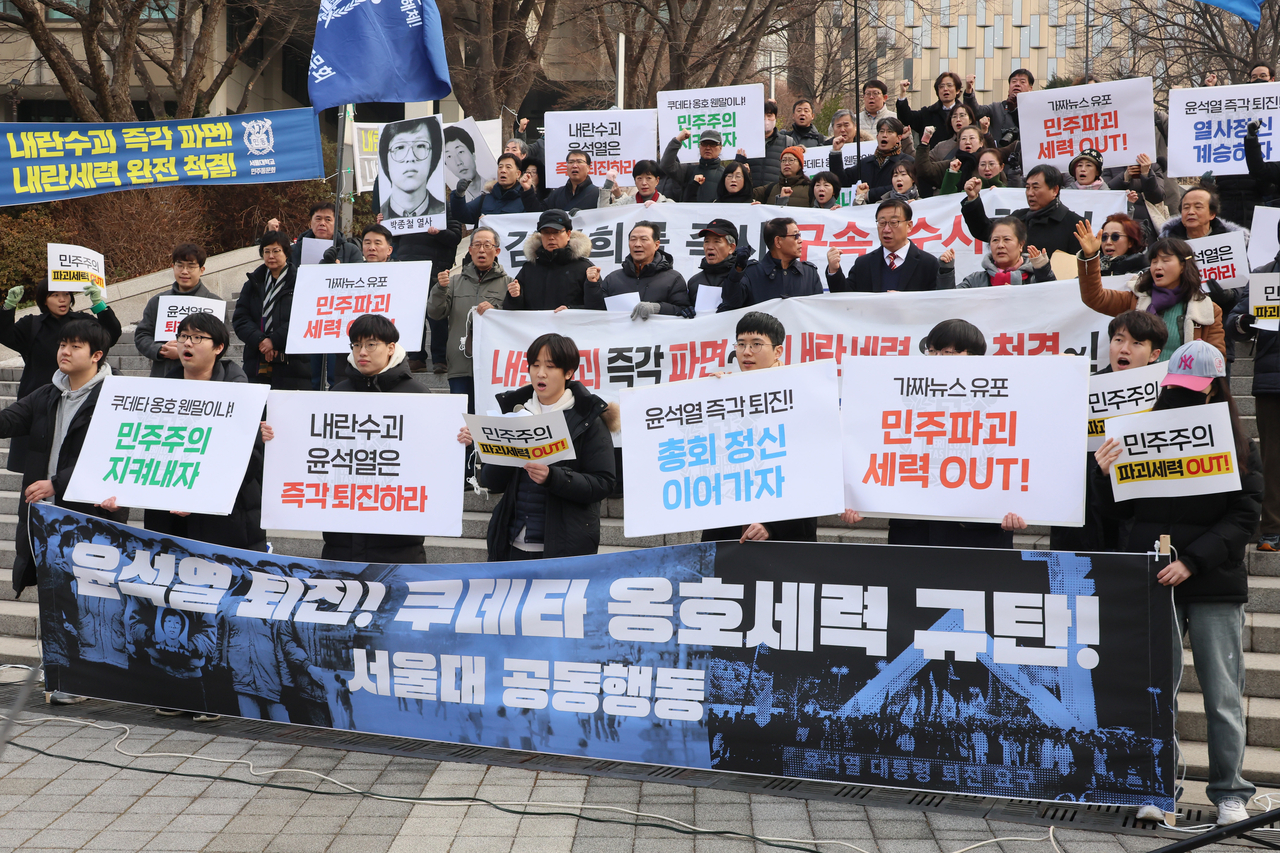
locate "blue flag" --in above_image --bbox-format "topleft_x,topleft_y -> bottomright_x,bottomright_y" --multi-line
308,0 -> 452,113
1200,0 -> 1263,27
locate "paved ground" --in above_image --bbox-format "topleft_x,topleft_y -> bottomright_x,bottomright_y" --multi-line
0,705 -> 1268,853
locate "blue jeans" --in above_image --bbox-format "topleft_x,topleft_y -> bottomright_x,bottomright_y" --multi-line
310,354 -> 337,390
449,376 -> 475,414
1175,600 -> 1254,804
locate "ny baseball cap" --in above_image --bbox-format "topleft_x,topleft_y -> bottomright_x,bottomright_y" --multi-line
1161,340 -> 1226,392
537,209 -> 572,232
699,129 -> 723,144
697,218 -> 738,239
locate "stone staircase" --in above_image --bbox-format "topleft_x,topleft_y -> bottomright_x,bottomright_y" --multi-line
0,322 -> 1277,788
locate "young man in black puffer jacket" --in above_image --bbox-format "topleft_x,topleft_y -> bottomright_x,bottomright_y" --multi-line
458,333 -> 618,561
504,209 -> 597,312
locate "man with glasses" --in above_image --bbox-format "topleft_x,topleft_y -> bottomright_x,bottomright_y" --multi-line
378,118 -> 445,222
719,217 -> 823,311
429,226 -> 511,413
535,150 -> 599,212
135,244 -> 225,377
233,231 -> 311,390
701,312 -> 818,544
827,200 -> 955,292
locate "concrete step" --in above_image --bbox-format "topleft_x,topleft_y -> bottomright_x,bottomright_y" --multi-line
1180,739 -> 1280,786
1177,691 -> 1280,747
1247,575 -> 1280,614
0,635 -> 40,667
1234,358 -> 1254,377
0,599 -> 37,639
1183,649 -> 1280,698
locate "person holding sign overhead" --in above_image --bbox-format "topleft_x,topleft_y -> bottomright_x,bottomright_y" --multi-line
702,312 -> 817,544
1093,340 -> 1260,827
660,129 -> 733,203
456,333 -> 618,561
120,313 -> 266,554
1,271 -> 122,473
134,243 -> 220,379
0,319 -> 125,595
1076,222 -> 1225,356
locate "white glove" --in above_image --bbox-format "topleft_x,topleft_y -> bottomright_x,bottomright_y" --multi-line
630,301 -> 661,321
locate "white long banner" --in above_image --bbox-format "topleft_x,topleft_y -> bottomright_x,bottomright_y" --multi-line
620,360 -> 844,537
1168,82 -> 1280,178
841,356 -> 1090,526
480,192 -> 1126,283
261,391 -> 467,536
473,284 -> 1117,434
289,262 -> 431,354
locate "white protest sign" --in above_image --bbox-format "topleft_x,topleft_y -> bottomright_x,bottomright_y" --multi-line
804,145 -> 860,206
1250,272 -> 1280,331
63,374 -> 269,514
694,284 -> 722,316
474,285 -> 1117,429
1168,82 -> 1280,178
544,109 -> 658,188
463,411 -> 577,468
288,261 -> 431,355
1249,205 -> 1280,270
480,192 -> 1127,283
1019,77 -> 1156,171
620,360 -> 843,537
353,122 -> 383,193
1106,402 -> 1240,501
261,391 -> 466,536
154,295 -> 227,343
376,115 -> 447,235
1087,361 -> 1169,452
300,237 -> 329,266
841,356 -> 1090,526
47,243 -> 105,292
443,117 -> 498,206
1187,230 -> 1250,290
604,292 -> 641,313
474,118 -> 504,161
657,83 -> 766,163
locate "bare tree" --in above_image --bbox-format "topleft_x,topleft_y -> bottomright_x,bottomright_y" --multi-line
1093,0 -> 1280,96
0,0 -> 313,121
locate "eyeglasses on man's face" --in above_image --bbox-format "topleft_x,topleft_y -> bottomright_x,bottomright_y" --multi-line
389,141 -> 432,162
351,340 -> 387,353
176,334 -> 212,345
173,262 -> 201,272
734,340 -> 772,353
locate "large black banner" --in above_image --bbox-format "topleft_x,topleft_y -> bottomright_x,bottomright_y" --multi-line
33,505 -> 1174,808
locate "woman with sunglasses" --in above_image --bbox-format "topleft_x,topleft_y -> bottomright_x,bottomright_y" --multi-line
1096,214 -> 1149,275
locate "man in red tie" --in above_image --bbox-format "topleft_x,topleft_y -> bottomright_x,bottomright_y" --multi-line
825,200 -> 955,292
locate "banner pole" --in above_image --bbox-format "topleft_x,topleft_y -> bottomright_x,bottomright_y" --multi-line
335,104 -> 351,243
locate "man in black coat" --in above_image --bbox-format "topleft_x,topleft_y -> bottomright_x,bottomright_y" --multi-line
535,150 -> 599,212
232,231 -> 311,390
719,217 -> 824,311
829,117 -> 912,204
504,209 -> 597,311
827,200 -> 954,292
459,332 -> 618,561
961,164 -> 1083,256
0,319 -> 127,595
660,129 -> 734,203
588,221 -> 692,318
687,219 -> 739,312
896,72 -> 965,146
327,314 -> 429,563
140,312 -> 266,553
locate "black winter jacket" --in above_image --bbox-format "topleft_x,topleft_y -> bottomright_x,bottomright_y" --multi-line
588,250 -> 691,316
896,98 -> 962,144
232,263 -> 311,389
144,360 -> 266,552
660,137 -> 732,203
391,217 -> 462,267
324,345 -> 430,564
747,128 -> 797,187
688,257 -> 735,309
719,251 -> 824,311
505,231 -> 592,311
479,381 -> 618,561
289,228 -> 362,267
136,281 -> 222,377
1227,260 -> 1280,397
1093,436 -> 1262,604
830,149 -> 912,203
0,302 -> 122,473
962,195 -> 1083,257
789,123 -> 828,148
0,369 -> 127,594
